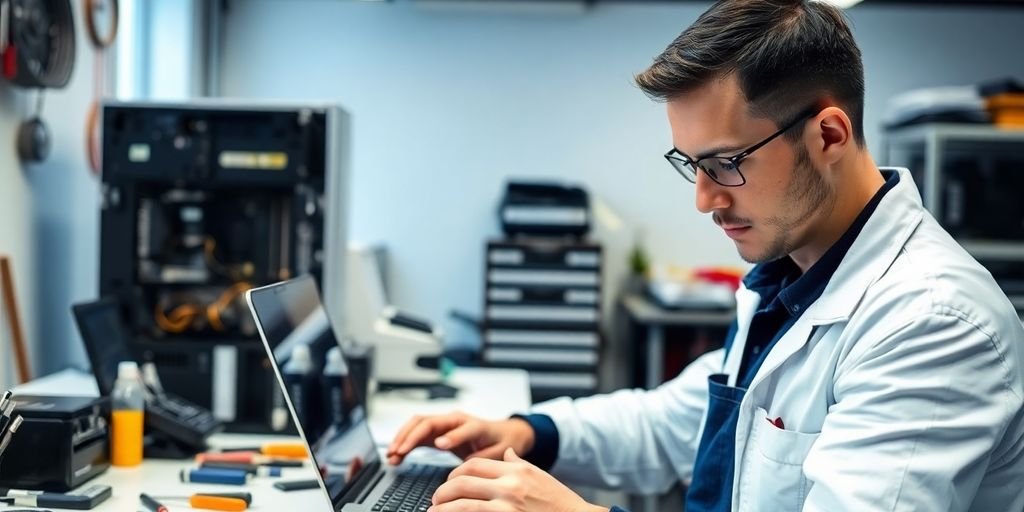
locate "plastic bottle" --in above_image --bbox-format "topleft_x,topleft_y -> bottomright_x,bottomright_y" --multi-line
322,347 -> 349,428
270,387 -> 290,432
111,361 -> 145,467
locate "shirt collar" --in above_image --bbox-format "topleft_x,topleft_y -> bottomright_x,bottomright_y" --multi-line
743,169 -> 900,315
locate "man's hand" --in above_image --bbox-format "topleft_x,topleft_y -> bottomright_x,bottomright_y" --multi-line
387,412 -> 535,466
428,447 -> 608,512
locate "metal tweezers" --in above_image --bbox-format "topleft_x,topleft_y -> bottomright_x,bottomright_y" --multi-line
0,390 -> 23,458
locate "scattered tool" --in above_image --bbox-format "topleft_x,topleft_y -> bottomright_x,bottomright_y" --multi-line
196,451 -> 303,467
0,416 -> 24,455
145,492 -> 251,511
273,479 -> 320,492
200,461 -> 283,477
139,493 -> 169,512
219,442 -> 307,459
180,467 -> 250,486
0,484 -> 112,510
0,400 -> 17,435
0,390 -> 24,457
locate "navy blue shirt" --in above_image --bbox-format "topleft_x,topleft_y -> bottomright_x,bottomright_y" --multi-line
521,170 -> 899,511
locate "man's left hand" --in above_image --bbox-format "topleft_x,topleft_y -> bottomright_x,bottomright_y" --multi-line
428,447 -> 608,512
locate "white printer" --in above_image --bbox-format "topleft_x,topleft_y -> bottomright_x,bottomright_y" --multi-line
344,244 -> 444,386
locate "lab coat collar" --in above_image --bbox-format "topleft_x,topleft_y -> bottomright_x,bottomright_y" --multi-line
801,167 -> 922,324
726,168 -> 921,386
734,167 -> 921,326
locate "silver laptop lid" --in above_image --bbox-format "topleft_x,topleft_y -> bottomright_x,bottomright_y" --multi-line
247,275 -> 379,509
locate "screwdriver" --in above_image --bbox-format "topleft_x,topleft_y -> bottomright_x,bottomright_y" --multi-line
200,461 -> 284,477
147,492 -> 252,511
196,451 -> 304,466
220,442 -> 308,459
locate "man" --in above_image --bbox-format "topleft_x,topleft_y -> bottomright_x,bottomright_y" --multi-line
389,1 -> 1024,510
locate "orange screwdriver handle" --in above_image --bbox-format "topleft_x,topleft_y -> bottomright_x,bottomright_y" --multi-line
190,495 -> 248,511
261,443 -> 308,459
196,452 -> 256,464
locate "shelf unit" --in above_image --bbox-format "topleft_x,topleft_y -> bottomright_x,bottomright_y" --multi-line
883,124 -> 1024,307
481,239 -> 602,402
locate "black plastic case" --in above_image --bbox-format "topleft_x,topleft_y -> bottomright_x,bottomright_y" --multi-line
0,395 -> 110,492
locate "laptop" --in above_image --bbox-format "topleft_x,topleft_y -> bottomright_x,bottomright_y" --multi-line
72,298 -> 222,456
246,276 -> 455,512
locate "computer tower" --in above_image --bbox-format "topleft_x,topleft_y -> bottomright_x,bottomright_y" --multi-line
98,101 -> 349,432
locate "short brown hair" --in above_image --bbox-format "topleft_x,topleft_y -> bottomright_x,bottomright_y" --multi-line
635,0 -> 865,145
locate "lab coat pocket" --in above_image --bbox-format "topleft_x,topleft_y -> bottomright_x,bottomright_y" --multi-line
740,407 -> 820,512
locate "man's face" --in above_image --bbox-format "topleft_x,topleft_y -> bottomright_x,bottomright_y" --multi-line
666,75 -> 835,264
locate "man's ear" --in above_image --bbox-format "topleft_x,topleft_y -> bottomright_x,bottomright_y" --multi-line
808,106 -> 853,166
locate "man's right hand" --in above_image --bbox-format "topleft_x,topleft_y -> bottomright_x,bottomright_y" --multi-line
386,412 -> 536,466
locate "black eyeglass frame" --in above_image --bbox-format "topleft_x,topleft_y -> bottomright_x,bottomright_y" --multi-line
664,106 -> 820,187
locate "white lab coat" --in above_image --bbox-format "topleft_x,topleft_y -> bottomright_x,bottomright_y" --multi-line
530,168 -> 1024,511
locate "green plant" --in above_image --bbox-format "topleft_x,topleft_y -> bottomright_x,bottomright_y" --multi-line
629,243 -> 650,277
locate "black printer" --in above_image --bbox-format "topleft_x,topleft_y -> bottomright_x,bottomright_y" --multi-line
0,395 -> 110,492
498,181 -> 590,237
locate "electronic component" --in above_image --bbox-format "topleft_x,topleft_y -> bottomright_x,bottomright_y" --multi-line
0,396 -> 109,492
72,298 -> 223,459
98,102 -> 350,433
0,484 -> 111,510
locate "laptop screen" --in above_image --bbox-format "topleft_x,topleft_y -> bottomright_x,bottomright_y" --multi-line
248,276 -> 379,508
72,298 -> 136,396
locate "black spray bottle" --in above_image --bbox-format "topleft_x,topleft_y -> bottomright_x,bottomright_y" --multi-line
282,344 -> 315,436
322,346 -> 350,429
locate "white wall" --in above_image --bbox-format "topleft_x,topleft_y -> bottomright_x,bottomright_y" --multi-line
213,1 -> 1024,347
0,0 -> 100,384
0,82 -> 36,389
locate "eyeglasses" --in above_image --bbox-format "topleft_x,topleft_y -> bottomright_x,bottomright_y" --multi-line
664,107 -> 819,187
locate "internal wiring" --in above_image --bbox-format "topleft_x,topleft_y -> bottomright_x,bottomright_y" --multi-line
206,282 -> 253,332
153,238 -> 255,334
204,238 -> 254,281
154,302 -> 202,333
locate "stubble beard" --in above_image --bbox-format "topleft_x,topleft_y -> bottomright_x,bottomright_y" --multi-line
739,146 -> 835,264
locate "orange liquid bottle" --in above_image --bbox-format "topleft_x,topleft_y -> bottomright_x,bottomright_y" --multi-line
111,361 -> 145,467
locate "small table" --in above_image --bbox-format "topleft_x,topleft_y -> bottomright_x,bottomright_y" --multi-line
622,293 -> 734,389
620,295 -> 734,512
368,368 -> 531,446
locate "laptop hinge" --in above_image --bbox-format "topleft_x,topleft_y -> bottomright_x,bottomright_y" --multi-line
339,459 -> 385,506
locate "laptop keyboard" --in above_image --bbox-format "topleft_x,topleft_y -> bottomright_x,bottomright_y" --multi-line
372,464 -> 452,512
150,395 -> 219,432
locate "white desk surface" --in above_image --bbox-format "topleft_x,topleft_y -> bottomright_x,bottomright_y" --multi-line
368,368 -> 532,445
1,367 -> 531,512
